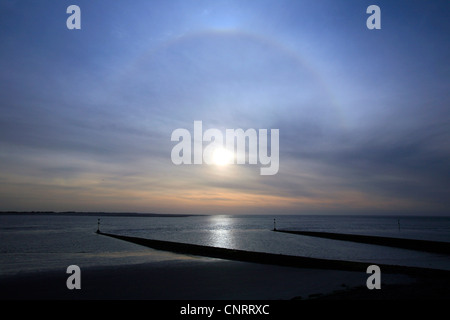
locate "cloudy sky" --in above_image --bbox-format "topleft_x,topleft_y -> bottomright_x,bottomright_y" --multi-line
0,0 -> 449,215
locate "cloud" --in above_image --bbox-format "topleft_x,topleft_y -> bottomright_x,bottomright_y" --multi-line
0,0 -> 449,214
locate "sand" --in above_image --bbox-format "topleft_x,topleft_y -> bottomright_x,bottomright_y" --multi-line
0,256 -> 420,300
1,252 -> 449,320
2,231 -> 449,302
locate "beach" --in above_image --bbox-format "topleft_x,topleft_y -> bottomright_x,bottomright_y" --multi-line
1,233 -> 450,320
2,214 -> 450,303
0,256 -> 420,300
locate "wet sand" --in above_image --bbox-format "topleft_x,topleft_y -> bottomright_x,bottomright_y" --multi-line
2,232 -> 449,301
0,257 -> 415,300
0,231 -> 450,301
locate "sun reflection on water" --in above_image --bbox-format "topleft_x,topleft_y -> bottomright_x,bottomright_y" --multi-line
207,215 -> 236,249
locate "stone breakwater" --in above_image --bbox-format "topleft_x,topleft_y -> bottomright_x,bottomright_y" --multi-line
274,229 -> 450,255
98,231 -> 450,278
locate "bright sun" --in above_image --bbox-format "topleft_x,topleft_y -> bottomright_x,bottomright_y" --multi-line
212,147 -> 234,166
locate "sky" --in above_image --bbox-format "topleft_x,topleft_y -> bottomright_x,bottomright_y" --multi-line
0,0 -> 449,215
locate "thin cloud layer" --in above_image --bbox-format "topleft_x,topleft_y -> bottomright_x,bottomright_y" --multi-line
0,0 -> 449,215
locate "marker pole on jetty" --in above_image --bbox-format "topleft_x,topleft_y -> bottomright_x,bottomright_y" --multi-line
273,218 -> 277,231
96,218 -> 100,233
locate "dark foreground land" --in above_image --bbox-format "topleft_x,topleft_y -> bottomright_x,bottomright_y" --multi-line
1,231 -> 449,301
1,255 -> 449,301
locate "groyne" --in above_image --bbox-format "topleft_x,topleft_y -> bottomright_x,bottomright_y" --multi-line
274,230 -> 450,255
97,231 -> 450,277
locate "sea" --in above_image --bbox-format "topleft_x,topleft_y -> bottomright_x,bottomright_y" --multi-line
1,214 -> 450,277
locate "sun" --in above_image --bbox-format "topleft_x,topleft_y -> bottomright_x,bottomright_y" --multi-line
212,147 -> 234,166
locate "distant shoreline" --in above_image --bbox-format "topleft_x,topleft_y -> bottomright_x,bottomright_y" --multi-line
2,212 -> 450,217
0,211 -> 200,218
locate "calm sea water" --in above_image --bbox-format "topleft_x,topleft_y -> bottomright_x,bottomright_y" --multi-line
1,214 -> 450,276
